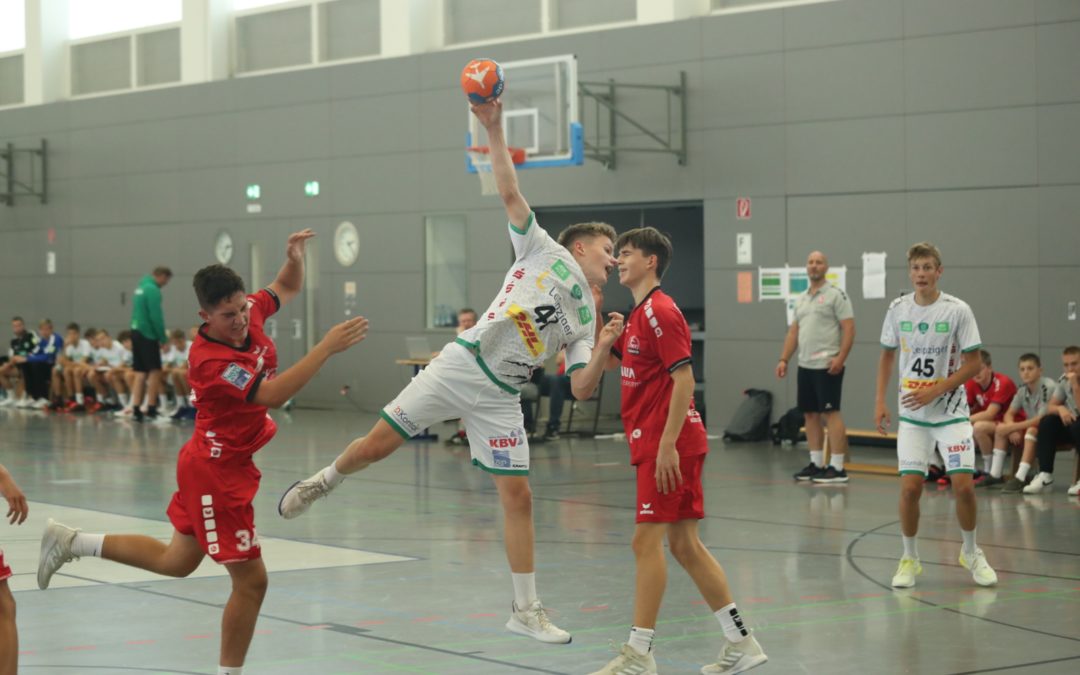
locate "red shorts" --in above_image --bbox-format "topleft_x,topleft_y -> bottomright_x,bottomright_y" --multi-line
0,549 -> 11,581
635,453 -> 706,523
166,439 -> 262,564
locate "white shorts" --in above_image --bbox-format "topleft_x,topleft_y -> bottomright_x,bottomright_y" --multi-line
381,342 -> 530,475
897,421 -> 975,476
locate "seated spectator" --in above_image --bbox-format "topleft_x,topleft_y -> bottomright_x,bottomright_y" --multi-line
87,330 -> 127,412
965,350 -> 1017,486
522,351 -> 573,441
22,319 -> 63,409
48,323 -> 86,411
1000,354 -> 1056,492
107,331 -> 136,416
64,328 -> 98,412
162,328 -> 195,420
1025,346 -> 1080,495
0,317 -> 37,408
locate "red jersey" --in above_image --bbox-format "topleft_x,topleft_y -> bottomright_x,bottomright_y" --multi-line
188,289 -> 280,457
964,371 -> 1017,423
612,288 -> 707,465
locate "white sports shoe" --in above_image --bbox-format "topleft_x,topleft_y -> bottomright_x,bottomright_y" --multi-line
1067,481 -> 1080,496
15,397 -> 34,409
32,398 -> 50,409
959,548 -> 998,586
589,643 -> 657,675
38,518 -> 80,589
891,556 -> 922,588
505,600 -> 571,644
277,469 -> 338,519
0,397 -> 14,407
701,633 -> 768,674
1023,473 -> 1054,494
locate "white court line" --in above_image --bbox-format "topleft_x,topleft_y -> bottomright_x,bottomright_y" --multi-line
3,502 -> 416,593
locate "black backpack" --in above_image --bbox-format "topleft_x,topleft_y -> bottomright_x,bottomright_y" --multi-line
771,407 -> 805,445
723,389 -> 773,442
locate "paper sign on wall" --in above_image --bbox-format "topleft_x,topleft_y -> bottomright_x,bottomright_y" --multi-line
736,233 -> 752,265
759,265 -> 847,301
862,252 -> 887,299
737,271 -> 753,303
46,251 -> 56,275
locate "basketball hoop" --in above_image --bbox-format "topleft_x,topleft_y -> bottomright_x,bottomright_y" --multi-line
466,145 -> 526,196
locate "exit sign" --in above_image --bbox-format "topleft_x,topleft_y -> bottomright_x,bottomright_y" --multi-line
304,181 -> 320,197
246,184 -> 261,200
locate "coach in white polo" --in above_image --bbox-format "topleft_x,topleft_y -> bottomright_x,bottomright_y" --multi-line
777,251 -> 855,483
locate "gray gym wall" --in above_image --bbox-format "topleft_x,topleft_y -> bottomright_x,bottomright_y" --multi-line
1,0 -> 1078,431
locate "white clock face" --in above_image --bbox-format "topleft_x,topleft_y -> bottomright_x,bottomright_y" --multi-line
215,231 -> 233,264
334,221 -> 359,267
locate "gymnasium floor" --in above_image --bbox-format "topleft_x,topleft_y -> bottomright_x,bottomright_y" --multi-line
3,407 -> 1079,674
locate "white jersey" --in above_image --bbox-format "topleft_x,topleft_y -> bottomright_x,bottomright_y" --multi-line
880,292 -> 981,426
94,341 -> 127,368
1009,376 -> 1056,420
455,213 -> 595,392
64,339 -> 93,361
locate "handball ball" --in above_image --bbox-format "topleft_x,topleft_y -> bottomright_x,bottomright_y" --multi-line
461,58 -> 505,104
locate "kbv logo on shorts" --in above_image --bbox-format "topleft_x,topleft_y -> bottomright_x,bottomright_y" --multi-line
489,428 -> 524,449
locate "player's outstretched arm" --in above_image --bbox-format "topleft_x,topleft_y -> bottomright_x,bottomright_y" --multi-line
268,229 -> 315,308
470,100 -> 530,230
252,316 -> 368,408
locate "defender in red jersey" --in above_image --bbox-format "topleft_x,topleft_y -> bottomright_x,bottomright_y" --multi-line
36,230 -> 368,674
964,350 -> 1018,487
0,462 -> 29,674
589,228 -> 766,675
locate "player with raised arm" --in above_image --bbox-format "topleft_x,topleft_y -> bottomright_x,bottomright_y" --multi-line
37,230 -> 369,675
278,99 -> 623,644
876,242 -> 997,589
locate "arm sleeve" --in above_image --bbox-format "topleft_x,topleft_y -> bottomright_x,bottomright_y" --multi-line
958,305 -> 982,352
508,212 -> 555,261
992,379 -> 1017,407
1008,391 -> 1022,412
251,288 -> 281,320
879,307 -> 898,349
565,332 -> 595,374
652,302 -> 694,373
146,284 -> 167,343
834,289 -> 854,320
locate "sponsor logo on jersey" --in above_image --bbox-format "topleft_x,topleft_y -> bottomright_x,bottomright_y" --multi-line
688,409 -> 702,424
901,321 -> 913,333
911,345 -> 950,355
639,502 -> 654,515
902,378 -> 945,390
578,305 -> 593,325
221,363 -> 253,390
535,271 -> 551,290
948,453 -> 961,468
631,428 -> 642,440
551,260 -> 571,280
571,284 -> 583,299
899,458 -> 924,471
492,449 -> 511,468
935,321 -> 950,333
391,406 -> 419,433
488,429 -> 524,449
628,335 -> 641,355
621,366 -> 636,379
506,304 -> 544,357
945,442 -> 966,454
918,322 -> 929,334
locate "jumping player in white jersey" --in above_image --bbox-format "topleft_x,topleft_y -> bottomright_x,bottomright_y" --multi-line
278,99 -> 623,644
875,242 -> 997,588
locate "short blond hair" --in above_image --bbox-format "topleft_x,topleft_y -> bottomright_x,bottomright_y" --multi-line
907,241 -> 942,267
557,221 -> 617,250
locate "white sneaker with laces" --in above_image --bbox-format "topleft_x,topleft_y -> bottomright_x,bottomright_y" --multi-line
1068,481 -> 1080,496
588,643 -> 657,675
38,518 -> 80,589
959,548 -> 998,586
891,556 -> 922,588
505,600 -> 571,644
1022,473 -> 1053,494
277,470 -> 338,519
0,397 -> 14,407
32,398 -> 50,409
701,633 -> 768,674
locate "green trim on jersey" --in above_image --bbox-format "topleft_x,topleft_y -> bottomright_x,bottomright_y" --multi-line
899,416 -> 968,428
509,212 -> 534,236
881,343 -> 898,350
565,362 -> 586,375
471,458 -> 529,475
899,469 -> 927,477
454,337 -> 520,395
379,410 -> 412,440
961,343 -> 983,353
946,468 -> 975,475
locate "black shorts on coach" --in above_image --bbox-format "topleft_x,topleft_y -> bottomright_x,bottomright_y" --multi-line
131,329 -> 163,372
797,366 -> 844,413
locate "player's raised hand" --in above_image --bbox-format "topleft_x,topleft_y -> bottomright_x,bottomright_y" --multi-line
285,229 -> 316,264
598,312 -> 624,347
0,474 -> 28,525
470,99 -> 502,130
319,316 -> 369,355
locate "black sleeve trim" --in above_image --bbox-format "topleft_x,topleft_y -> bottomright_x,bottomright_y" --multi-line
246,373 -> 266,403
611,346 -> 622,359
262,288 -> 281,311
667,357 -> 693,373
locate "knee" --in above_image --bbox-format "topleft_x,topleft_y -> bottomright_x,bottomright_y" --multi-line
667,534 -> 698,566
500,481 -> 533,514
953,482 -> 975,500
899,484 -> 922,503
631,529 -> 660,559
235,568 -> 269,601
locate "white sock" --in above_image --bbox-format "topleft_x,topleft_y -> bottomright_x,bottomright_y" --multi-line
119,393 -> 130,407
982,454 -> 992,473
512,572 -> 537,609
1016,462 -> 1031,481
830,454 -> 844,471
71,532 -> 105,557
809,450 -> 823,466
323,462 -> 345,487
159,394 -> 168,408
1036,471 -> 1053,484
218,667 -> 243,675
960,528 -> 977,557
75,392 -> 84,404
902,535 -> 918,559
715,602 -> 749,643
990,449 -> 1006,478
627,626 -> 654,655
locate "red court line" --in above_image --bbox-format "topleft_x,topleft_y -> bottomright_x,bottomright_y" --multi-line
581,605 -> 609,612
412,616 -> 444,623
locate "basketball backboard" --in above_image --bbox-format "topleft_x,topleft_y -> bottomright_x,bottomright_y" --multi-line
466,54 -> 583,172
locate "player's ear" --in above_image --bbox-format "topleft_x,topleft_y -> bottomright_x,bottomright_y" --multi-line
198,309 -> 209,323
